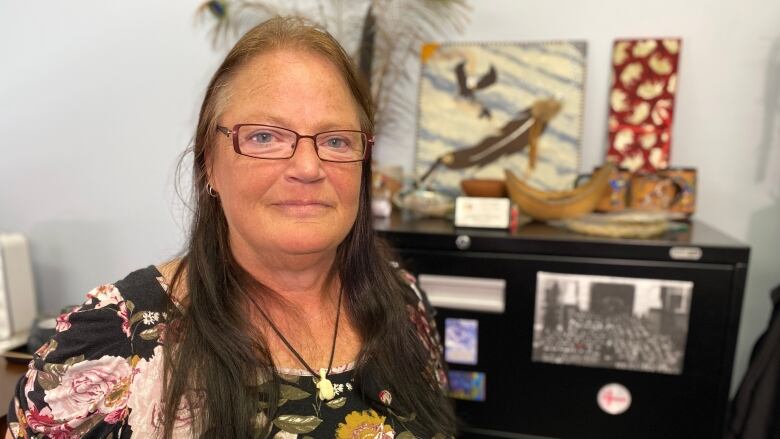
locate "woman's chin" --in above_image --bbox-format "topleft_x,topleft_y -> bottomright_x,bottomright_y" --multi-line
271,235 -> 342,257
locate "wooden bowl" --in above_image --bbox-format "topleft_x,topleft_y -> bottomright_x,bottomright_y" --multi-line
460,179 -> 507,197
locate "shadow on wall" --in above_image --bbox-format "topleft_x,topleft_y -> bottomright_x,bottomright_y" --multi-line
732,199 -> 780,395
732,35 -> 780,393
756,35 -> 780,191
28,220 -> 119,316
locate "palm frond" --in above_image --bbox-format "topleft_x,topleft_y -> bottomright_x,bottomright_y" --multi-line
368,0 -> 469,135
194,0 -> 471,137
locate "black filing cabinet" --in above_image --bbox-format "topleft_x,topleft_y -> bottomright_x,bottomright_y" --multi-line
375,213 -> 749,439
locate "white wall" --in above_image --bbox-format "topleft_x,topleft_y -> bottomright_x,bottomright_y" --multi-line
0,0 -> 220,311
1,1 -> 778,394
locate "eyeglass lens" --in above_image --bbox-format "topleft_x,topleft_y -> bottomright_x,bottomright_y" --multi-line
237,125 -> 365,161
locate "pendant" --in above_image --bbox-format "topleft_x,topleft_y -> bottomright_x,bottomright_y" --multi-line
316,368 -> 335,400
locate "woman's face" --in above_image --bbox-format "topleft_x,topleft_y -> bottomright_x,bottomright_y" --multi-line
210,48 -> 364,264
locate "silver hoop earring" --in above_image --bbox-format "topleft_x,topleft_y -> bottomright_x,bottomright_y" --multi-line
206,183 -> 218,198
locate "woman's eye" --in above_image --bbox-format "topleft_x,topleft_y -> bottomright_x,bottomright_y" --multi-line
325,137 -> 349,149
250,132 -> 274,143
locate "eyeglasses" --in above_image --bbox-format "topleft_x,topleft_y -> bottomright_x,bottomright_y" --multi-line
216,124 -> 372,163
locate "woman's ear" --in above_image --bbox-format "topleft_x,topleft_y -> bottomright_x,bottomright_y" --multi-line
204,144 -> 218,192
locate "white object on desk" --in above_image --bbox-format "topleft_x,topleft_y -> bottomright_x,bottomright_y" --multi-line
454,196 -> 511,229
0,331 -> 30,354
0,234 -> 38,340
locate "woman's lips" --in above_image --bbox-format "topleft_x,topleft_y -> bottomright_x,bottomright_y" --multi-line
272,200 -> 333,216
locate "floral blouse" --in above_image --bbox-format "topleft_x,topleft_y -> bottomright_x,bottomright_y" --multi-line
7,266 -> 448,438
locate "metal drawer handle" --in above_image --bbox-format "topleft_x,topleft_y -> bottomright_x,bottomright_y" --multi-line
455,235 -> 471,250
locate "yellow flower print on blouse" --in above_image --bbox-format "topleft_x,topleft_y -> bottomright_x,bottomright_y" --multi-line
336,409 -> 395,439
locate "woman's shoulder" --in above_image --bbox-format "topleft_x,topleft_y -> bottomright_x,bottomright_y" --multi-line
155,258 -> 187,305
391,262 -> 449,391
107,264 -> 174,311
6,265 -> 175,438
391,262 -> 436,319
42,264 -> 172,361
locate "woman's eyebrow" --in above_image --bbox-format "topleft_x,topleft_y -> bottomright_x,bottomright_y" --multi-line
240,113 -> 359,131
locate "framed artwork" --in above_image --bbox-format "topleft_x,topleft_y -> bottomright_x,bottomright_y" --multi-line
415,41 -> 587,193
532,271 -> 693,375
606,38 -> 681,172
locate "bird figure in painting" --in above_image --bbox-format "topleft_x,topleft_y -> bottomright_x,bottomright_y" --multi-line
418,98 -> 562,185
455,61 -> 498,119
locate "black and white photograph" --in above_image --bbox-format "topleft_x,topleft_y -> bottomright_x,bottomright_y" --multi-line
532,271 -> 693,375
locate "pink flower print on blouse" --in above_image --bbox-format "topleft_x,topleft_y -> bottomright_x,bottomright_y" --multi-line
85,285 -> 123,309
43,355 -> 134,424
128,346 -> 194,437
55,313 -> 73,333
127,346 -> 164,434
104,407 -> 129,425
24,367 -> 37,395
54,306 -> 81,333
379,389 -> 392,406
23,403 -> 76,438
117,302 -> 131,337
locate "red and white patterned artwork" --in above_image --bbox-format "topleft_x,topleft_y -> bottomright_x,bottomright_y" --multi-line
606,38 -> 681,172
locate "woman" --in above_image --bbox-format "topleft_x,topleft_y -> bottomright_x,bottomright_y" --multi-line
7,17 -> 455,438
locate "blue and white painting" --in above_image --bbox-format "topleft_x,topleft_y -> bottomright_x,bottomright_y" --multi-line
448,370 -> 487,401
415,41 -> 587,192
445,318 -> 479,365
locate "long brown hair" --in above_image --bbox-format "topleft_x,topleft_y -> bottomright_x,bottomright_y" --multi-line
162,17 -> 455,438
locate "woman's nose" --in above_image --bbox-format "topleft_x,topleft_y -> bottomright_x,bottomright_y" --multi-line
286,137 -> 325,182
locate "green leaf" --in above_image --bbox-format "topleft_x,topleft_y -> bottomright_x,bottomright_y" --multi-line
258,398 -> 288,409
395,411 -> 417,423
125,300 -> 135,313
43,363 -> 65,377
64,355 -> 85,367
43,354 -> 83,377
279,384 -> 310,401
254,411 -> 269,431
278,373 -> 300,383
256,376 -> 273,391
397,432 -> 415,439
40,339 -> 58,357
272,415 -> 322,434
139,326 -> 160,340
129,312 -> 146,326
37,371 -> 60,391
71,413 -> 106,436
324,396 -> 346,409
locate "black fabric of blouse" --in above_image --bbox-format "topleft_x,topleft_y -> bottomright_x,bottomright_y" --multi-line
6,266 -> 447,438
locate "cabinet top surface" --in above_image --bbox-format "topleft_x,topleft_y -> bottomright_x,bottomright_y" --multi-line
374,212 -> 749,264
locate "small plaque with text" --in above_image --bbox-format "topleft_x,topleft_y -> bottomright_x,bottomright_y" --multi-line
454,197 -> 511,229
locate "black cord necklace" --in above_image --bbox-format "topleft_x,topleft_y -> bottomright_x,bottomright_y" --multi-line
250,287 -> 343,401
